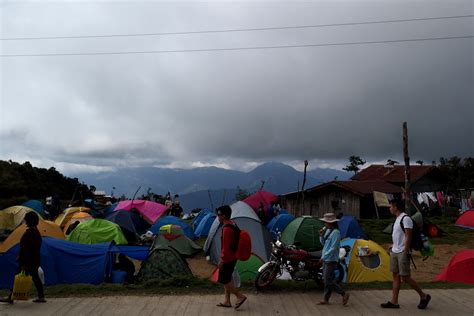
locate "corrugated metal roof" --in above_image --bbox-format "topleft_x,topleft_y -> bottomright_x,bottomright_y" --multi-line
351,165 -> 437,183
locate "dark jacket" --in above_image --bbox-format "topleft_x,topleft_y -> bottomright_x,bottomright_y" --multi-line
18,227 -> 42,271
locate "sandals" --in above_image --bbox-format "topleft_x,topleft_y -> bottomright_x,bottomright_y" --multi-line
342,293 -> 350,306
316,301 -> 329,305
216,303 -> 232,308
418,294 -> 431,310
381,301 -> 400,309
234,297 -> 247,310
33,298 -> 47,303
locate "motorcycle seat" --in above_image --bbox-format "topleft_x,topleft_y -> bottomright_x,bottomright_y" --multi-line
308,250 -> 322,259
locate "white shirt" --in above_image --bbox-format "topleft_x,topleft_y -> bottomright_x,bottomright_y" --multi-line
392,212 -> 413,253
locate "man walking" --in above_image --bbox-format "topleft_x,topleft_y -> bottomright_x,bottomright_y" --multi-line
381,199 -> 431,309
215,205 -> 247,310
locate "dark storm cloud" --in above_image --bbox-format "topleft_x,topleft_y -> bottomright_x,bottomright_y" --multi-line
1,0 -> 472,173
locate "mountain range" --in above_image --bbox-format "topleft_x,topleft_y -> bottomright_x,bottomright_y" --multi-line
71,162 -> 350,211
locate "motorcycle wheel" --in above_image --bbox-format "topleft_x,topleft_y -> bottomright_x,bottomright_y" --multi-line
255,263 -> 278,291
315,263 -> 345,290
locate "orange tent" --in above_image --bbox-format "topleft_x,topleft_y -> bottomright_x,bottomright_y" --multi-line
55,207 -> 90,228
0,220 -> 65,253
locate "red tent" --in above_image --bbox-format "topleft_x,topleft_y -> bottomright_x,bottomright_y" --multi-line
243,191 -> 279,214
455,210 -> 474,229
434,250 -> 474,284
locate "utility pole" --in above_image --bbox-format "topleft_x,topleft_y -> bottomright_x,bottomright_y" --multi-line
403,122 -> 412,215
301,160 -> 309,215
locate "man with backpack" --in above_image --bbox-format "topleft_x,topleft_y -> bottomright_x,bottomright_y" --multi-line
215,205 -> 247,310
381,199 -> 431,309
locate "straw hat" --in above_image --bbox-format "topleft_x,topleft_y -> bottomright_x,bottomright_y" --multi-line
319,213 -> 339,223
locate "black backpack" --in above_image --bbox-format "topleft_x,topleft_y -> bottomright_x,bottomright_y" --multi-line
400,215 -> 423,251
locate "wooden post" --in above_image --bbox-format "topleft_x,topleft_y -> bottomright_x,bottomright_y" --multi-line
403,122 -> 412,215
301,160 -> 309,215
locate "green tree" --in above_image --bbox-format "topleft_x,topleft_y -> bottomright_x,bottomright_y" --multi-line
343,156 -> 366,174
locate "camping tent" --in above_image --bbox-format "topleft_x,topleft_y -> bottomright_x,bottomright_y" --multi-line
136,245 -> 193,282
243,191 -> 279,214
340,239 -> 392,283
149,216 -> 195,240
455,210 -> 474,230
338,215 -> 368,239
434,250 -> 474,284
63,212 -> 93,234
192,208 -> 212,229
194,213 -> 217,238
102,202 -> 118,218
0,237 -> 115,288
203,201 -> 272,265
0,220 -> 65,253
152,225 -> 201,257
67,219 -> 128,245
114,200 -> 167,224
236,253 -> 265,281
281,216 -> 324,251
0,206 -> 42,231
55,207 -> 90,228
266,214 -> 295,240
106,210 -> 150,235
22,200 -> 47,218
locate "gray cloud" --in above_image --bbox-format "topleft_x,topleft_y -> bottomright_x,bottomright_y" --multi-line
1,0 -> 473,174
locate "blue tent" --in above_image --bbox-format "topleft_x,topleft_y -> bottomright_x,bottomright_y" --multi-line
192,208 -> 212,229
22,200 -> 47,218
338,215 -> 368,239
0,237 -> 114,288
278,209 -> 289,215
102,202 -> 118,218
150,216 -> 196,239
266,214 -> 295,240
106,210 -> 150,235
194,213 -> 216,238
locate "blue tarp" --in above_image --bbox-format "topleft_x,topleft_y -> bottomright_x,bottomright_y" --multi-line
150,216 -> 196,239
22,200 -> 47,218
194,213 -> 216,238
266,214 -> 295,240
110,245 -> 150,261
338,215 -> 368,240
191,208 -> 212,229
0,237 -> 114,289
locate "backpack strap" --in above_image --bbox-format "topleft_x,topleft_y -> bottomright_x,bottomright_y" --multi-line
399,215 -> 412,232
223,223 -> 240,252
323,228 -> 338,241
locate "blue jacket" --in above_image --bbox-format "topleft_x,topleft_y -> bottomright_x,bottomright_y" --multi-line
320,229 -> 341,262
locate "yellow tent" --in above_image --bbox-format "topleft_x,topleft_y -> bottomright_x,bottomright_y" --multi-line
341,239 -> 392,283
55,207 -> 90,228
63,212 -> 93,233
0,206 -> 43,231
0,220 -> 65,253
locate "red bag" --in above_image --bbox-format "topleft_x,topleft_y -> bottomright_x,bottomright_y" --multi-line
224,224 -> 252,261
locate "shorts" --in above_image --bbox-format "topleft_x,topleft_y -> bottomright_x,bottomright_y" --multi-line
390,251 -> 411,276
218,261 -> 237,284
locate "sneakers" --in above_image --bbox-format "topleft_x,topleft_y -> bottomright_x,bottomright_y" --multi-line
381,301 -> 400,309
418,294 -> 431,309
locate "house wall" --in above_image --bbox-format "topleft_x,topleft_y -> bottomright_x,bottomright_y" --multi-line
281,189 -> 361,218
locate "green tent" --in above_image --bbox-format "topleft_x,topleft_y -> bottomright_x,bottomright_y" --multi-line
153,234 -> 201,257
236,253 -> 264,281
281,216 -> 324,251
136,245 -> 192,282
67,219 -> 128,245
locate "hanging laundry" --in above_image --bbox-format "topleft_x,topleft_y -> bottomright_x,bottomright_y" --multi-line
426,192 -> 437,203
436,192 -> 444,207
417,193 -> 424,205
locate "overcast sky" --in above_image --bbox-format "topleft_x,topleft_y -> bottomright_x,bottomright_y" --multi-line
1,0 -> 473,175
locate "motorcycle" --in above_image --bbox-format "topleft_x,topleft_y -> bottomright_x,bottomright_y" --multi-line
255,235 -> 349,290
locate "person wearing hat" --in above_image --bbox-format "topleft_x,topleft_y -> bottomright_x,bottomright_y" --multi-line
317,213 -> 349,306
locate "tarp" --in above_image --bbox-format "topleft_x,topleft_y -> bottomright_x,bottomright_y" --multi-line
455,210 -> 474,229
340,239 -> 392,283
243,191 -> 279,215
0,220 -> 65,253
0,237 -> 114,288
22,200 -> 47,218
281,216 -> 324,251
149,216 -> 195,239
192,208 -> 212,229
266,214 -> 295,240
136,246 -> 193,282
194,213 -> 217,238
106,210 -> 150,235
110,245 -> 150,261
114,200 -> 167,224
67,219 -> 128,245
203,201 -> 272,265
55,207 -> 90,228
0,206 -> 40,231
338,215 -> 368,239
434,250 -> 474,284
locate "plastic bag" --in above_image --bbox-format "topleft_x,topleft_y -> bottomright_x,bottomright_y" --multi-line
12,271 -> 32,301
